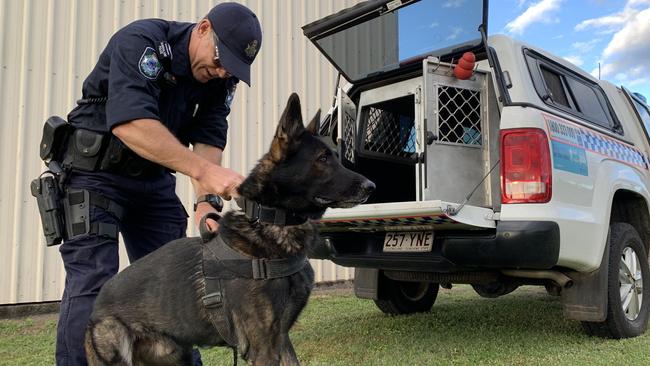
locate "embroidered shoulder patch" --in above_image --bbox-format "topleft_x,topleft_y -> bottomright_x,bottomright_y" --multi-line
225,84 -> 237,108
138,47 -> 162,80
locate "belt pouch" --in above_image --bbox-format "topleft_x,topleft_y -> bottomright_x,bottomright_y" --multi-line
39,116 -> 71,162
64,129 -> 105,171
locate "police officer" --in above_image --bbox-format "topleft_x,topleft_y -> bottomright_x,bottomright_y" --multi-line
53,3 -> 262,365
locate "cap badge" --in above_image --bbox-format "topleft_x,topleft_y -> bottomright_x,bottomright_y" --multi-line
245,40 -> 258,59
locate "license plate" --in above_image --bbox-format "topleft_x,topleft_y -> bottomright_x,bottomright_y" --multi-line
383,231 -> 433,252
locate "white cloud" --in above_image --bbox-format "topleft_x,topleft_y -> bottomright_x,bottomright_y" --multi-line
505,0 -> 564,35
630,0 -> 650,6
575,12 -> 630,31
442,0 -> 465,8
629,77 -> 648,86
563,55 -> 584,66
575,0 -> 650,32
574,1 -> 650,87
446,27 -> 464,41
571,39 -> 601,53
602,9 -> 650,59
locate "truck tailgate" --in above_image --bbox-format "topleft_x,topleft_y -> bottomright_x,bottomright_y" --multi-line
317,200 -> 496,232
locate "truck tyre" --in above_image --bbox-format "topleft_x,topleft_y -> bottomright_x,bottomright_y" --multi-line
374,276 -> 438,315
582,222 -> 650,338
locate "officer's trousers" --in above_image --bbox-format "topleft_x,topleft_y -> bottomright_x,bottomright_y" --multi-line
54,170 -> 202,366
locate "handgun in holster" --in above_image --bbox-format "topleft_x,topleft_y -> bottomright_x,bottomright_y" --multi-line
31,116 -> 70,246
31,173 -> 65,246
31,116 -> 125,246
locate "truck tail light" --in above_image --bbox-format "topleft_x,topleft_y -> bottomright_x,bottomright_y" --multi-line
500,128 -> 552,204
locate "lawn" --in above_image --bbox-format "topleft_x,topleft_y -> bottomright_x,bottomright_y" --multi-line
1,285 -> 649,365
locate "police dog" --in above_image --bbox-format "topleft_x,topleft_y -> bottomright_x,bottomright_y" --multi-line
84,93 -> 375,366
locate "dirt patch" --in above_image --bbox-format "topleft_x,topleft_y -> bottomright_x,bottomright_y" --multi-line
311,280 -> 354,298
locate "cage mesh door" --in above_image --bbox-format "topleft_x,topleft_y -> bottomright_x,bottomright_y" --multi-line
342,112 -> 356,163
437,85 -> 482,146
358,99 -> 418,163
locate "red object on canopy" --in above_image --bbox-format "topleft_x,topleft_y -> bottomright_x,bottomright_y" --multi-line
454,52 -> 476,80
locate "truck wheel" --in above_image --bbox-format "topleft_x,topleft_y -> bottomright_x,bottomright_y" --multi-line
582,223 -> 650,338
374,276 -> 438,315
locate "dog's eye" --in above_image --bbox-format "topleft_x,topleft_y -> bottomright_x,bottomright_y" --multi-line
317,154 -> 328,162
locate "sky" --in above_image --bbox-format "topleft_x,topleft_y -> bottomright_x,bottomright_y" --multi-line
489,0 -> 650,100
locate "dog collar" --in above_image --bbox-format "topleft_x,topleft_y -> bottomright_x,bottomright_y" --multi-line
236,197 -> 308,226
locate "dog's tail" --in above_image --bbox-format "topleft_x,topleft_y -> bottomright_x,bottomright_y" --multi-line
84,317 -> 134,366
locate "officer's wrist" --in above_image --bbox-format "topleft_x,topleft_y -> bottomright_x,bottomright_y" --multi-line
194,201 -> 215,212
193,194 -> 224,212
191,158 -> 213,182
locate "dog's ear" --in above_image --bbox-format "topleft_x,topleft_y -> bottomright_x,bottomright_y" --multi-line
306,109 -> 321,135
271,93 -> 305,161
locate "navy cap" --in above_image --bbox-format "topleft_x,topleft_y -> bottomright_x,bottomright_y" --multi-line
207,3 -> 262,86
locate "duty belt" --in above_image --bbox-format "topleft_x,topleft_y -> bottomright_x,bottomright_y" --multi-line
61,126 -> 167,179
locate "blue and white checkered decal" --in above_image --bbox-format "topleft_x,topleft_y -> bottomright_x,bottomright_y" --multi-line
544,113 -> 649,170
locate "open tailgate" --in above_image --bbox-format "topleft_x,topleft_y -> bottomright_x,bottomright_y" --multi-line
317,200 -> 496,232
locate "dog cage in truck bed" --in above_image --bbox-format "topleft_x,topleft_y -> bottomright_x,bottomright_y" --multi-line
304,0 -> 498,232
317,58 -> 499,233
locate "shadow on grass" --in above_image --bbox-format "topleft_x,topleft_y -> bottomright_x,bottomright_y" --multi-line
290,286 -> 649,365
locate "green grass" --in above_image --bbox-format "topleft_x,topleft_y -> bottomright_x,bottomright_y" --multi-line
1,285 -> 649,365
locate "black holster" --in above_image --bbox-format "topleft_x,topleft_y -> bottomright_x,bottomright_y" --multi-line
32,117 -> 130,246
31,175 -> 65,246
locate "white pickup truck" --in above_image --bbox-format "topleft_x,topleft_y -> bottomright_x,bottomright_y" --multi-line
303,0 -> 650,338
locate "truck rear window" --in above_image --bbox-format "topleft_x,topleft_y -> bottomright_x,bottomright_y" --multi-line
525,49 -> 620,133
540,67 -> 570,107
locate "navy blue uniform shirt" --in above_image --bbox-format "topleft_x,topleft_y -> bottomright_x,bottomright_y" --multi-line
68,19 -> 238,150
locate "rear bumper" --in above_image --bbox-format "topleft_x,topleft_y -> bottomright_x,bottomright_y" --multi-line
312,221 -> 560,271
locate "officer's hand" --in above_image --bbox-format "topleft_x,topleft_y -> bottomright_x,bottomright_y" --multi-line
195,203 -> 219,232
199,165 -> 244,200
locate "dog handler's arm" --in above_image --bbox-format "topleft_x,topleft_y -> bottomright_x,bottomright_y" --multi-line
112,118 -> 244,199
190,142 -> 234,231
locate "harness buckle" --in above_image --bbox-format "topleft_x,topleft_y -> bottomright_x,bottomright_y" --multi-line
202,291 -> 223,308
252,258 -> 268,280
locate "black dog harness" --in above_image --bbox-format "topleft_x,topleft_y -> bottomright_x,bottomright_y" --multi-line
198,212 -> 308,364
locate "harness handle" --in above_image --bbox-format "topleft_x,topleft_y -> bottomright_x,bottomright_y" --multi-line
199,212 -> 221,243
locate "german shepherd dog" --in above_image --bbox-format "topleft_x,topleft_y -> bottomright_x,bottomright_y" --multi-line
84,93 -> 375,365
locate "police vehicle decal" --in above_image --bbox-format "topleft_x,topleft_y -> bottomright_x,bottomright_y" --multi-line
139,47 -> 162,80
551,140 -> 588,176
543,113 -> 649,171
